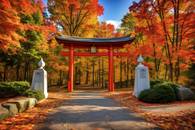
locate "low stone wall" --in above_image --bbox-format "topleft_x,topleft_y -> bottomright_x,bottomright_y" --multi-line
0,97 -> 37,120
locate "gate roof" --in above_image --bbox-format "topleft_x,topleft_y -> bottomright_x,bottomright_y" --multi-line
56,35 -> 134,48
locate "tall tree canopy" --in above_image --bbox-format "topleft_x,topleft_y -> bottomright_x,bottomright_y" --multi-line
0,0 -> 55,52
121,0 -> 195,82
95,22 -> 115,38
48,0 -> 104,37
0,0 -> 57,82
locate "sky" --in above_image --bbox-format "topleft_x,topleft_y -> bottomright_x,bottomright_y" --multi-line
98,0 -> 139,28
43,0 -> 139,28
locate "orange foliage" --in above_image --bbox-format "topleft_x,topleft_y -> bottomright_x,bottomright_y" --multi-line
0,0 -> 20,50
48,0 -> 103,36
0,0 -> 56,52
126,0 -> 195,80
95,22 -> 115,38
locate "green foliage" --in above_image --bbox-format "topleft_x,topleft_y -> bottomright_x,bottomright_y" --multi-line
20,14 -> 34,24
150,79 -> 165,88
32,11 -> 43,25
139,82 -> 178,103
121,13 -> 135,35
22,90 -> 45,101
0,81 -> 30,98
187,64 -> 195,87
150,79 -> 179,99
161,82 -> 179,99
0,51 -> 18,67
20,11 -> 43,25
0,81 -> 44,101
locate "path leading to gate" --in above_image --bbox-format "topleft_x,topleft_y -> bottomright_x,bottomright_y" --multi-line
35,91 -> 161,130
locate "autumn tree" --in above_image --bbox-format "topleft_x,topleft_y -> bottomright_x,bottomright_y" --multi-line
0,0 -> 56,82
126,0 -> 195,82
120,13 -> 135,35
0,0 -> 22,51
95,22 -> 115,38
48,0 -> 104,37
46,38 -> 68,86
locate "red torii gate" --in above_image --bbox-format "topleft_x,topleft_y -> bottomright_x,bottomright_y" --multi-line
56,36 -> 134,92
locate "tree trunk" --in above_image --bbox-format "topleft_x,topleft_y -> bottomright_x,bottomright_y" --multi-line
79,67 -> 81,85
164,64 -> 168,80
85,62 -> 89,84
120,58 -> 123,88
24,62 -> 29,81
155,2 -> 173,81
114,61 -> 116,87
16,64 -> 20,81
101,57 -> 104,88
175,0 -> 180,83
92,60 -> 95,87
175,57 -> 180,82
126,59 -> 130,88
3,65 -> 7,81
98,58 -> 101,87
59,70 -> 63,86
130,67 -> 133,86
169,62 -> 173,81
28,63 -> 31,82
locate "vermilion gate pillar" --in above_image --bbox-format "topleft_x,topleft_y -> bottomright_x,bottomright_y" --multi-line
108,46 -> 114,91
68,44 -> 74,92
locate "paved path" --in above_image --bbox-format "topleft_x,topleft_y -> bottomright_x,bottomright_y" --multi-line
140,103 -> 195,113
35,91 -> 161,130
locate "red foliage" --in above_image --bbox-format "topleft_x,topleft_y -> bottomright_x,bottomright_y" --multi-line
126,0 -> 195,79
0,0 -> 20,50
95,22 -> 115,38
0,0 -> 56,51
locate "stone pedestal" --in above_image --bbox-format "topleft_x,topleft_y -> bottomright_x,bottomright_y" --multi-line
31,58 -> 48,98
133,55 -> 150,97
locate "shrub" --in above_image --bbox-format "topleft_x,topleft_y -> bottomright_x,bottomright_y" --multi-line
23,90 -> 45,101
160,82 -> 179,99
0,81 -> 30,98
0,84 -> 18,98
150,79 -> 165,88
139,83 -> 177,103
11,81 -> 30,89
150,79 -> 179,99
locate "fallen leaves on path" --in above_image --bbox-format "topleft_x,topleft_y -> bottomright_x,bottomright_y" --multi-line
0,89 -> 68,130
106,91 -> 195,130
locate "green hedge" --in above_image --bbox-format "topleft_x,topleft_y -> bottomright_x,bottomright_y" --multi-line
150,79 -> 165,88
139,80 -> 179,103
22,90 -> 45,101
0,81 -> 30,98
0,81 -> 45,101
161,82 -> 179,100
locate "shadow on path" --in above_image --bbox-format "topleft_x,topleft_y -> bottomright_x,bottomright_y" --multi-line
34,91 -> 162,130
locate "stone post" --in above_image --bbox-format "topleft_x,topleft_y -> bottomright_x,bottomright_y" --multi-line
31,58 -> 48,98
133,55 -> 150,97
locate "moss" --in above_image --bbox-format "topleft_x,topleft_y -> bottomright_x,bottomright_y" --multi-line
22,90 -> 45,101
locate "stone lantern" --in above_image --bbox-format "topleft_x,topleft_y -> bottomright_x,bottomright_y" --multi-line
133,55 -> 150,97
31,58 -> 48,98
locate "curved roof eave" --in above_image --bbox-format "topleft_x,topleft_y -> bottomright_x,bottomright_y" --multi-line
56,35 -> 134,43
